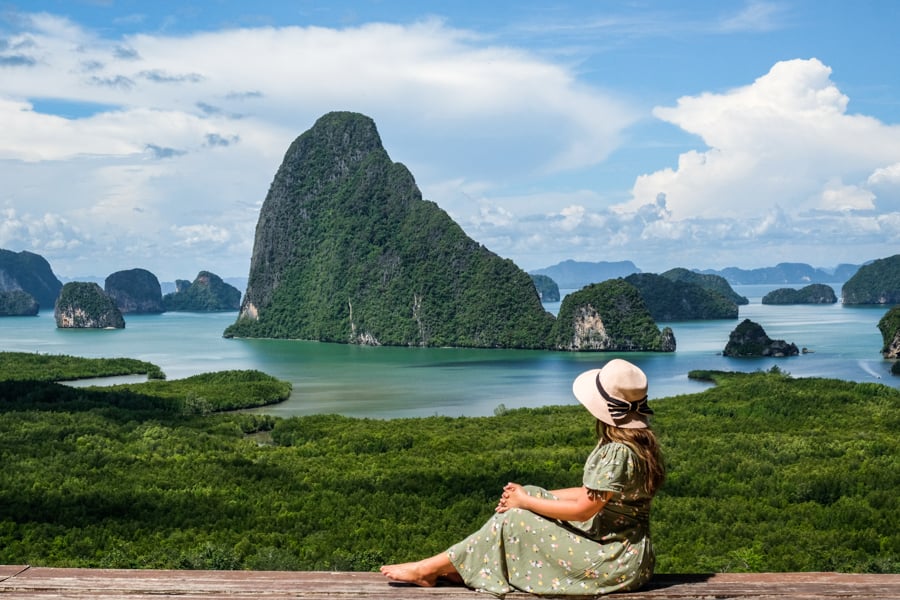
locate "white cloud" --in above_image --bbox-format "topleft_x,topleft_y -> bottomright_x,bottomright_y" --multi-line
818,179 -> 875,212
1,13 -> 638,279
624,59 -> 900,221
171,224 -> 232,246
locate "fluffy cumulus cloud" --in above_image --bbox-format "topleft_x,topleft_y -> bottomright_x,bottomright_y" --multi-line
0,12 -> 638,279
627,59 -> 900,217
4,10 -> 899,278
512,59 -> 900,266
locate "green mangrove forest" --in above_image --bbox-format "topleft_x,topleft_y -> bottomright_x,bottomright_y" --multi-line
0,352 -> 896,574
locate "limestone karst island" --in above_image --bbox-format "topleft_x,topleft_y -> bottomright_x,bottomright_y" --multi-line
224,111 -> 674,352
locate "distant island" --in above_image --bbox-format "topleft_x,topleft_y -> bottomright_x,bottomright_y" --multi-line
0,249 -> 62,310
550,279 -> 675,351
842,254 -> 900,305
625,272 -> 739,321
700,262 -> 860,285
762,284 -> 837,305
723,319 -> 799,357
529,260 -> 857,290
0,290 -> 39,316
106,268 -> 165,314
164,271 -> 241,312
529,259 -> 640,289
54,282 -> 125,329
530,274 -> 560,302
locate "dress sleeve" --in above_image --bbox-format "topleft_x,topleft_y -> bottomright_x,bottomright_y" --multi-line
582,443 -> 637,494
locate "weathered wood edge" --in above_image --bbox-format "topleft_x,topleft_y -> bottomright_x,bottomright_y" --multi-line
1,566 -> 898,599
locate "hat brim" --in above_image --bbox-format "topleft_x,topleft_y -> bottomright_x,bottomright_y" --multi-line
572,367 -> 649,429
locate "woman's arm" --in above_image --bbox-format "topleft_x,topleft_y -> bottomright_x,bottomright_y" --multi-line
546,487 -> 585,501
497,482 -> 609,522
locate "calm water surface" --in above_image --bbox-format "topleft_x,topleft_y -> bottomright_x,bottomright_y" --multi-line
1,284 -> 894,418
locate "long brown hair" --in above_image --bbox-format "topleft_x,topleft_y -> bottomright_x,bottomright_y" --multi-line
595,420 -> 665,495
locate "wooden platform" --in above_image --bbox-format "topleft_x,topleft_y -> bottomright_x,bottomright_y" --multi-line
1,566 -> 898,599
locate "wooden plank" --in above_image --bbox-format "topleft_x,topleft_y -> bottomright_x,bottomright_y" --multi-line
0,565 -> 29,582
0,567 -> 897,599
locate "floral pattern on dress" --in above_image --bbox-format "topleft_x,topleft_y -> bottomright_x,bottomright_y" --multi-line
447,442 -> 655,597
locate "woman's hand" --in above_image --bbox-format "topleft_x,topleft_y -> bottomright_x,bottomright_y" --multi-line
495,483 -> 611,521
495,482 -> 529,513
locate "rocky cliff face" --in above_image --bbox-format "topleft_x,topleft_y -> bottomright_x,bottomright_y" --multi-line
105,268 -> 164,313
0,249 -> 62,309
723,319 -> 798,357
842,254 -> 900,304
551,279 -> 675,352
878,306 -> 900,360
225,111 -> 553,348
163,271 -> 241,311
54,282 -> 125,329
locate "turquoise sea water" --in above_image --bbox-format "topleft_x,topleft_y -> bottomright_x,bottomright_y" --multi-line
0,284 -> 895,418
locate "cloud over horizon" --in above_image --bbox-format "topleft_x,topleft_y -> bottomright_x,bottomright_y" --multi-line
1,6 -> 898,280
0,13 -> 639,279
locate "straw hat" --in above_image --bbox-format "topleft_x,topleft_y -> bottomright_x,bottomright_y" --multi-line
572,358 -> 653,429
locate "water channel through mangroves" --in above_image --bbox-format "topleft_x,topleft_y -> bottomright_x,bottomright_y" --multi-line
1,284 -> 894,418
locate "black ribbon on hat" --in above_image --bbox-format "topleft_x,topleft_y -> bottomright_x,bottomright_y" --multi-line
596,374 -> 653,420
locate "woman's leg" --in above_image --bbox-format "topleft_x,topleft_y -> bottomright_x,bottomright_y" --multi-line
380,552 -> 461,587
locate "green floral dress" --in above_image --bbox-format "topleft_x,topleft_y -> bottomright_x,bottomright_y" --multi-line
447,442 -> 655,597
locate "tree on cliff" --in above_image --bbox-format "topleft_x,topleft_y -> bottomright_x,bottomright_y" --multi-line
224,112 -> 554,348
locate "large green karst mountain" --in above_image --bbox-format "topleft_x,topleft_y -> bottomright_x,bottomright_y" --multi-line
224,112 -> 556,348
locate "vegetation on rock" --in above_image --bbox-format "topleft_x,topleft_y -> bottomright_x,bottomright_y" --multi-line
54,282 -> 125,329
550,279 -> 675,351
661,267 -> 748,305
723,319 -> 799,357
0,359 -> 896,574
0,290 -> 39,316
0,352 -> 164,381
530,274 -> 560,302
0,248 -> 62,309
225,112 -> 554,348
762,284 -> 837,305
877,306 -> 900,374
103,370 -> 292,413
163,271 -> 241,312
842,254 -> 900,304
106,268 -> 164,313
626,272 -> 738,320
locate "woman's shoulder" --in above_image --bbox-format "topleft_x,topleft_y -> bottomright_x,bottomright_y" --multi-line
586,441 -> 636,463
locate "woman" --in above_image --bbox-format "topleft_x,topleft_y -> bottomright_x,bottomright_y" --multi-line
380,358 -> 665,596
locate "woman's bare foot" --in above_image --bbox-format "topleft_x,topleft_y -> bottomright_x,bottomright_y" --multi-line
380,561 -> 439,587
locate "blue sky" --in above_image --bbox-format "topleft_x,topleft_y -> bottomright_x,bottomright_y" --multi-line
1,1 -> 898,281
